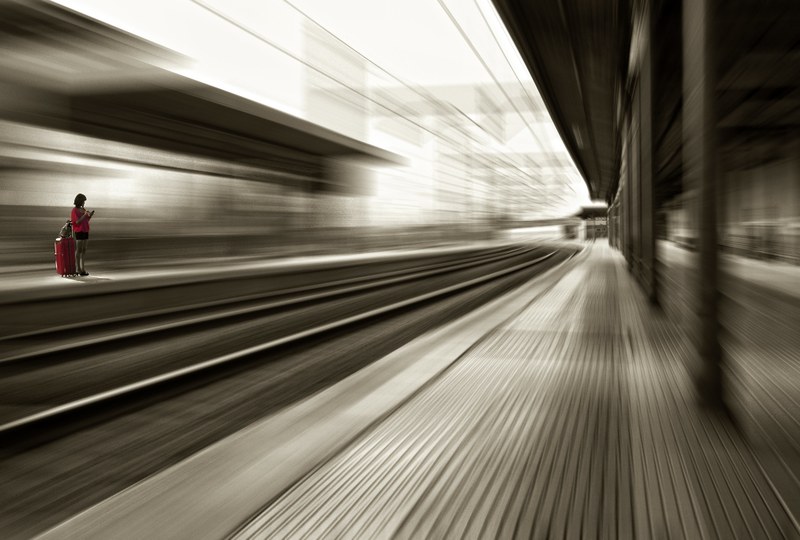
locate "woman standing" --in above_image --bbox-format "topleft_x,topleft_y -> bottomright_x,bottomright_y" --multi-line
71,193 -> 94,276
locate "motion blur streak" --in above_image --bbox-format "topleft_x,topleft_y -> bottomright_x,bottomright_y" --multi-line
0,0 -> 799,538
0,0 -> 589,273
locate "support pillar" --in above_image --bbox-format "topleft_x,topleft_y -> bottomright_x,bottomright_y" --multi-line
623,119 -> 634,269
631,122 -> 640,273
683,0 -> 723,406
642,1 -> 659,304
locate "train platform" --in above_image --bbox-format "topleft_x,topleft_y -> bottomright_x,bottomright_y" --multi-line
2,238 -> 796,307
659,241 -> 800,302
0,241 -> 511,305
38,243 -> 800,539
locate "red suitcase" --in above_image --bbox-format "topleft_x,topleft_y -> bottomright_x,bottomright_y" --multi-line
55,236 -> 77,276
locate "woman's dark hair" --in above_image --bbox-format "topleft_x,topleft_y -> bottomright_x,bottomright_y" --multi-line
74,193 -> 87,207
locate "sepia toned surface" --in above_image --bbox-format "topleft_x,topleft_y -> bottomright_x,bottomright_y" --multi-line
1,0 -> 798,538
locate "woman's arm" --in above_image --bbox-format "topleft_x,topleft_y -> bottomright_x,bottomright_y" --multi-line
74,208 -> 93,223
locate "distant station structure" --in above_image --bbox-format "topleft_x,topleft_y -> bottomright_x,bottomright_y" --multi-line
0,0 -> 417,267
0,0 -> 399,191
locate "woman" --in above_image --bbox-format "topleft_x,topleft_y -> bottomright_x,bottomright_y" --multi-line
71,193 -> 94,276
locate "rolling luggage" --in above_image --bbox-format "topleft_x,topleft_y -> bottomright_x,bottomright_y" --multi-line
55,236 -> 76,276
55,220 -> 77,276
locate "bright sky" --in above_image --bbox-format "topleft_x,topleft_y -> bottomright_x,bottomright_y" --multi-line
287,0 -> 513,86
55,0 -> 528,86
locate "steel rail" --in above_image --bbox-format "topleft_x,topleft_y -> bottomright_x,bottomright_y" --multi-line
0,250 -> 557,434
0,247 -> 527,364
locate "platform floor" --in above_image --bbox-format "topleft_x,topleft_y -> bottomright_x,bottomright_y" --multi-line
236,244 -> 797,539
659,240 -> 800,530
40,243 -> 799,539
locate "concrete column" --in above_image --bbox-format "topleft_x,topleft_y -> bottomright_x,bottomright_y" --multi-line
623,166 -> 629,259
609,204 -> 616,247
642,2 -> 658,304
683,0 -> 723,406
630,126 -> 637,271
623,120 -> 634,269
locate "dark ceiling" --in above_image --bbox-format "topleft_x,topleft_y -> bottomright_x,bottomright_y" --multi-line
715,1 -> 800,169
491,0 -> 632,204
492,0 -> 799,206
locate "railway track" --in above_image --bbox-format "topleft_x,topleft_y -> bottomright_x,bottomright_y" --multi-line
1,243 -> 580,539
0,245 -> 524,361
0,245 -> 567,439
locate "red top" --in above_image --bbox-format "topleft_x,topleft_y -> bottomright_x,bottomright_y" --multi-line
71,207 -> 91,233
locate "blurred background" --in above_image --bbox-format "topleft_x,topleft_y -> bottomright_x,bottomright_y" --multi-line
1,1 -> 799,537
0,0 -> 600,272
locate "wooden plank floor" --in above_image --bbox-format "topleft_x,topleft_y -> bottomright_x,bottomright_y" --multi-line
235,243 -> 799,539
